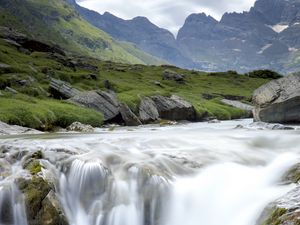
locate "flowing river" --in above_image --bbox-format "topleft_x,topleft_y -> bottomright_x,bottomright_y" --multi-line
0,119 -> 300,225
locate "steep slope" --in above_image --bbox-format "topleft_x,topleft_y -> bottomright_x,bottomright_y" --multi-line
67,0 -> 191,68
0,0 -> 162,65
177,0 -> 300,73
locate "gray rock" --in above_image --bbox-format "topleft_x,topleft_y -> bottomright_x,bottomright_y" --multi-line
252,73 -> 300,123
4,87 -> 18,94
246,122 -> 294,130
0,121 -> 43,135
70,91 -> 120,121
49,78 -> 81,99
139,97 -> 160,123
0,63 -> 11,74
162,70 -> 185,82
66,122 -> 94,132
221,99 -> 254,111
208,119 -> 221,123
257,186 -> 300,225
151,95 -> 196,121
119,103 -> 142,126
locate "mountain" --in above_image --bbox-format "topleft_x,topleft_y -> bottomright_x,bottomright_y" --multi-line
66,0 -> 192,68
0,0 -> 163,65
70,0 -> 300,74
177,0 -> 300,73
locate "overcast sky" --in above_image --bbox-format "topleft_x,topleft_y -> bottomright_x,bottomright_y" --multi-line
77,0 -> 256,35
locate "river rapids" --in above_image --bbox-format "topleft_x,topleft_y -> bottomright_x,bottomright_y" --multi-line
0,119 -> 300,225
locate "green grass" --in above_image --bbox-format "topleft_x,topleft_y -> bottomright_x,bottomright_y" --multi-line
0,22 -> 271,129
0,0 -> 163,65
0,95 -> 103,130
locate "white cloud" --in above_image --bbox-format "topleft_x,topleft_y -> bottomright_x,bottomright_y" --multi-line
77,0 -> 256,35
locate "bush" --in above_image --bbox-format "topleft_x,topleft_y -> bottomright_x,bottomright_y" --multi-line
246,70 -> 282,79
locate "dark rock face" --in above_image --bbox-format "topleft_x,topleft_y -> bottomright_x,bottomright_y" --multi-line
252,73 -> 300,123
139,97 -> 160,123
151,95 -> 196,121
119,103 -> 142,126
49,78 -> 81,100
69,91 -> 120,121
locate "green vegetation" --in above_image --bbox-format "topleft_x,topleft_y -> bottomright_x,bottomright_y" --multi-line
261,207 -> 287,225
0,0 -> 163,65
0,96 -> 104,130
0,30 -> 269,130
246,70 -> 283,79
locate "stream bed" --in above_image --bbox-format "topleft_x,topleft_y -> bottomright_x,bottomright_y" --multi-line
0,119 -> 299,225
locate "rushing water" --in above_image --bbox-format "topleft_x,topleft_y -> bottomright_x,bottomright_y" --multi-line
0,119 -> 300,225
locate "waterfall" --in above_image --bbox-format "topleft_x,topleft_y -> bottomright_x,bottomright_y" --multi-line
0,182 -> 27,225
0,119 -> 299,225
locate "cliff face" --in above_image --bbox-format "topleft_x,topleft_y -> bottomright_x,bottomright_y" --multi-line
70,0 -> 300,73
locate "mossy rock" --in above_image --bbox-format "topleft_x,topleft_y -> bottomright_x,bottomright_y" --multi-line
258,205 -> 300,225
17,176 -> 68,225
282,163 -> 300,184
17,176 -> 51,221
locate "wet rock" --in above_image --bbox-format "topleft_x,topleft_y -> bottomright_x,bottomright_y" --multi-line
252,73 -> 300,123
151,95 -> 196,121
17,177 -> 51,223
162,70 -> 185,82
5,86 -> 18,94
0,121 -> 43,135
283,163 -> 300,184
208,119 -> 221,123
139,97 -> 160,123
37,190 -> 68,225
66,122 -> 94,132
119,103 -> 142,126
49,78 -> 81,99
249,122 -> 294,130
17,176 -> 68,225
69,90 -> 120,121
257,186 -> 300,225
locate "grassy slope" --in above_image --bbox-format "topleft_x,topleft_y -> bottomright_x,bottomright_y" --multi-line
0,0 -> 162,65
0,34 -> 269,129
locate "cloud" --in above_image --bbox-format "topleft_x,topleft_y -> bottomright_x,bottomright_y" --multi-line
77,0 -> 256,35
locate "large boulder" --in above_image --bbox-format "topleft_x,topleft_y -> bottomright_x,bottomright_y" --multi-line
151,95 -> 196,121
139,97 -> 160,123
119,103 -> 142,126
49,78 -> 80,99
69,91 -> 120,121
252,73 -> 300,123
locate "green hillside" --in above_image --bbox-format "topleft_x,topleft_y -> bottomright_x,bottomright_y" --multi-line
0,27 -> 270,130
0,0 -> 162,65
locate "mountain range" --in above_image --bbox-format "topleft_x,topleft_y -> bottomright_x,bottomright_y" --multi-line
68,0 -> 300,74
1,0 -> 300,73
